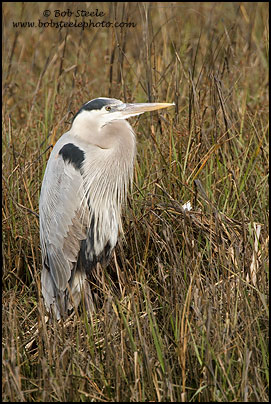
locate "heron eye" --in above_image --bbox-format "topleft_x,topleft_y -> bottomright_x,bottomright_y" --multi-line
105,106 -> 111,111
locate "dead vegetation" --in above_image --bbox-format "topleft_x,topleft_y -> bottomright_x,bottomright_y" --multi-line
2,2 -> 269,402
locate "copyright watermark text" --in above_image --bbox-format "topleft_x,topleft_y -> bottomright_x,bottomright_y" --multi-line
12,8 -> 137,30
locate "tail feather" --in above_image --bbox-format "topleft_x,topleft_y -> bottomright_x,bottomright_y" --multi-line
41,265 -> 95,319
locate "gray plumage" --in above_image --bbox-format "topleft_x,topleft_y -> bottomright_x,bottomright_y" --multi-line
39,97 -> 174,318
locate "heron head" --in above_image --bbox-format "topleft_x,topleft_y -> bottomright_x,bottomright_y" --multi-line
71,97 -> 174,131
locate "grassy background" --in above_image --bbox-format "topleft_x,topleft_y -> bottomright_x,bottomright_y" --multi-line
2,2 -> 269,402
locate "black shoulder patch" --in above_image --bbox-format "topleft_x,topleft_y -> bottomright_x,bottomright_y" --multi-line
59,143 -> 85,170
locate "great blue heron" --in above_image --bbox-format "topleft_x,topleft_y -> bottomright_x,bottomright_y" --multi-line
40,97 -> 174,318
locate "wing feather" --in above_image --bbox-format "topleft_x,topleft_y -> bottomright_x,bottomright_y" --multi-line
39,132 -> 123,318
39,135 -> 90,316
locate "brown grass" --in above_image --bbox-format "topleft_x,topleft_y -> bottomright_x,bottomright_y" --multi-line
2,2 -> 269,402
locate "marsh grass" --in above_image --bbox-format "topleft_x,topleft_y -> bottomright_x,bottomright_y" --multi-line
2,2 -> 269,401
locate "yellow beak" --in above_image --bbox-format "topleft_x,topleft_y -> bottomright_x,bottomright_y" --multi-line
119,102 -> 175,117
